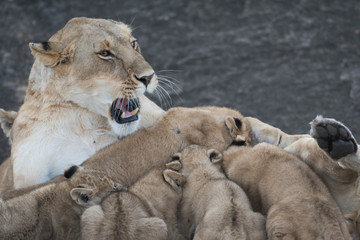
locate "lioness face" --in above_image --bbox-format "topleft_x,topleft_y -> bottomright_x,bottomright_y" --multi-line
30,17 -> 158,128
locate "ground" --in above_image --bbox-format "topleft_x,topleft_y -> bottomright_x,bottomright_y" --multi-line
0,0 -> 359,163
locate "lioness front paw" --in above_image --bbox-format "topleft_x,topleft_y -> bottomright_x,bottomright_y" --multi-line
310,115 -> 358,159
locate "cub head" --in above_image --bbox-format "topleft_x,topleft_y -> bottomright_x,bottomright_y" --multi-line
165,106 -> 251,151
29,17 -> 158,134
266,197 -> 344,240
64,165 -> 123,207
173,145 -> 223,174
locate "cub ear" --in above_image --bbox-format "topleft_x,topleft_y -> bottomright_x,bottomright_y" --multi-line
225,116 -> 242,132
166,160 -> 182,171
171,153 -> 181,161
0,108 -> 17,139
207,149 -> 222,165
163,169 -> 186,192
64,165 -> 83,179
29,41 -> 76,67
70,187 -> 94,207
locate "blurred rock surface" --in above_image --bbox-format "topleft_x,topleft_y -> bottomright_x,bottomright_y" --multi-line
1,0 -> 359,163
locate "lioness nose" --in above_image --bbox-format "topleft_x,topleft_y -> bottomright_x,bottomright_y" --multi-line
134,73 -> 154,87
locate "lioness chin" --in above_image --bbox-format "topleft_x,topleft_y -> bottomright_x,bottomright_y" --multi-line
4,17 -> 165,189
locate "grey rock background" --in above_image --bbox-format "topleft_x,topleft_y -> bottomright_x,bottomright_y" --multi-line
0,0 -> 359,163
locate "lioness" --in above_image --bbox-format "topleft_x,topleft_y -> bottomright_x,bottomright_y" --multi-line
176,145 -> 266,240
81,160 -> 186,240
6,17 -> 165,189
223,141 -> 351,239
0,165 -> 122,239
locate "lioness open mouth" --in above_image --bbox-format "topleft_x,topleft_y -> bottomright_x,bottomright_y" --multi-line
110,98 -> 139,124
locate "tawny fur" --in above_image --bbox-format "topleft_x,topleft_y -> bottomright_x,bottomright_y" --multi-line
0,108 -> 17,143
0,166 -> 121,239
223,143 -> 351,239
246,116 -> 360,217
81,161 -> 186,240
177,145 -> 266,240
7,17 -> 164,189
80,106 -> 246,187
344,209 -> 360,240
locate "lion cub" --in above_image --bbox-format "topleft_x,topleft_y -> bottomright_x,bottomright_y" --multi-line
176,145 -> 266,240
81,106 -> 247,188
223,141 -> 351,239
0,165 -> 121,239
245,115 -> 360,216
81,161 -> 186,240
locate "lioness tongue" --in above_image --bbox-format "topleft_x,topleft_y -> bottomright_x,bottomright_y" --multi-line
115,98 -> 129,112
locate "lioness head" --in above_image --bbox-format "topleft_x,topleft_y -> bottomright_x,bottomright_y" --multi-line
28,17 -> 158,130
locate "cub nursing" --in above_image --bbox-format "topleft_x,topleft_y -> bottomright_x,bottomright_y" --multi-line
80,106 -> 246,187
0,166 -> 121,239
176,145 -> 266,240
223,142 -> 351,239
81,160 -> 186,240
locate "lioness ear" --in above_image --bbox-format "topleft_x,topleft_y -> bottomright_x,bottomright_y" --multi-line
207,149 -> 222,165
29,41 -> 76,67
163,169 -> 186,192
70,187 -> 94,207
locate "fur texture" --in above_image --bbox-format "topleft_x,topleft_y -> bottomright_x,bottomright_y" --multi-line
9,17 -> 165,189
177,145 -> 266,240
246,116 -> 360,216
81,161 -> 186,240
223,143 -> 351,239
81,106 -> 246,187
0,166 -> 121,239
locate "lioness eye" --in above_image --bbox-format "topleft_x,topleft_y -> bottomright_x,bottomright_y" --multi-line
131,41 -> 137,50
98,50 -> 113,58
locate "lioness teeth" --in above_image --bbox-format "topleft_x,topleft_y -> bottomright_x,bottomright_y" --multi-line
120,108 -> 139,119
131,108 -> 139,116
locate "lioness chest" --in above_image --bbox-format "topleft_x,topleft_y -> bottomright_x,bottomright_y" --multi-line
11,105 -> 118,186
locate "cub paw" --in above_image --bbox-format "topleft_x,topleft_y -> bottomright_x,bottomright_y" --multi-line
310,115 -> 358,159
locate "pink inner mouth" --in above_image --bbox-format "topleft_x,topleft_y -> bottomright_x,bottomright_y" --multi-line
113,98 -> 139,118
115,98 -> 131,117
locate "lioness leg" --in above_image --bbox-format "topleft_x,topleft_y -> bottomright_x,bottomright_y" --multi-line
282,117 -> 360,217
246,115 -> 360,172
244,117 -> 308,148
